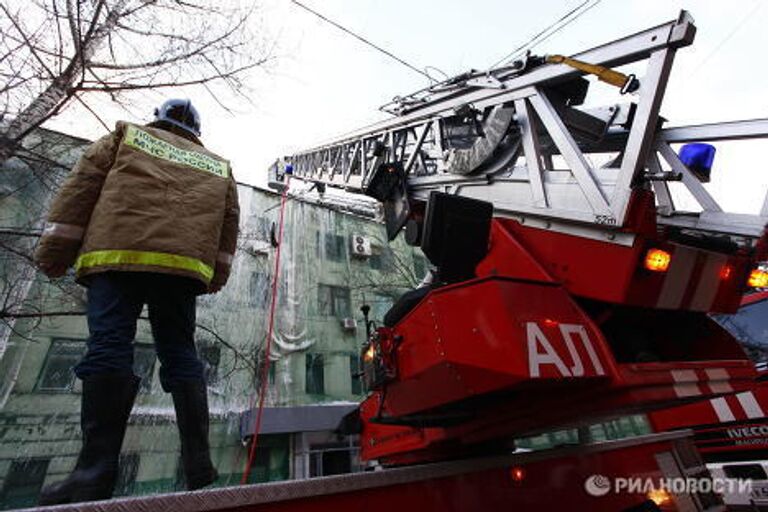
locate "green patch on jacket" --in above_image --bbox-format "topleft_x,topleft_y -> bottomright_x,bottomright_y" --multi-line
124,125 -> 229,178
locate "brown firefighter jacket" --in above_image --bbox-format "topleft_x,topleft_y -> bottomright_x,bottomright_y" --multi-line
34,121 -> 240,292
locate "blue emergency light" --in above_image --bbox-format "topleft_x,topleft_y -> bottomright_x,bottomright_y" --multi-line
678,143 -> 716,183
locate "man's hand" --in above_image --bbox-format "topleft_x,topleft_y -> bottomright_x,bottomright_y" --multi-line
37,261 -> 69,278
208,282 -> 223,294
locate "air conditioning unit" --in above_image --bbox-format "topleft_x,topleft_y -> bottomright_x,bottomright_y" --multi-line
341,317 -> 358,332
350,234 -> 372,258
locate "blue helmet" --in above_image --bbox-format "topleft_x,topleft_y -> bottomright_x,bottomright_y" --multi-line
153,99 -> 201,137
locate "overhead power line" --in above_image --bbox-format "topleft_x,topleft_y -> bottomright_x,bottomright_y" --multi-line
690,0 -> 763,76
488,0 -> 603,70
290,0 -> 433,81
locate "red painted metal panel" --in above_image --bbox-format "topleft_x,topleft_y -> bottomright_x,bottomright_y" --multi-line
358,276 -> 755,463
476,217 -> 753,312
373,278 -> 613,417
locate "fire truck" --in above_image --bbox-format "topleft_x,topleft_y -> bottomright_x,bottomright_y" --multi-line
28,10 -> 768,512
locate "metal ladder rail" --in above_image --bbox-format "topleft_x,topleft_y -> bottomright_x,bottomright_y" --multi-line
398,118 -> 768,242
274,12 -> 697,234
651,119 -> 768,239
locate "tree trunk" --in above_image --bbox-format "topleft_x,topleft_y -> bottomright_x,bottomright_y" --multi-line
0,77 -> 77,164
0,0 -> 128,166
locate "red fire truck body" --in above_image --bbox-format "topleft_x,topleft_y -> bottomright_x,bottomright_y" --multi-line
358,213 -> 758,465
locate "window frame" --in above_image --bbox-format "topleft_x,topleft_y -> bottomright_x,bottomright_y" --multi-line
324,233 -> 347,262
199,343 -> 222,387
349,354 -> 363,396
317,284 -> 351,318
305,353 -> 325,396
0,457 -> 51,508
369,244 -> 394,272
35,338 -> 86,393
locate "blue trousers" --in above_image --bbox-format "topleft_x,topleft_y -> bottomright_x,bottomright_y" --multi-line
75,272 -> 204,392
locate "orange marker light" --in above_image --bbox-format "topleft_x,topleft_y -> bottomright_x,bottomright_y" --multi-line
363,345 -> 376,363
748,269 -> 768,288
644,248 -> 671,272
720,265 -> 733,280
647,488 -> 672,506
509,466 -> 526,483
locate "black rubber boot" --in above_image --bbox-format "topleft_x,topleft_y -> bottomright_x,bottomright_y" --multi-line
39,373 -> 140,505
170,380 -> 218,490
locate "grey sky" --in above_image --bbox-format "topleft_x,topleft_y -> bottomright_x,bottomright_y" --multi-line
49,0 -> 768,213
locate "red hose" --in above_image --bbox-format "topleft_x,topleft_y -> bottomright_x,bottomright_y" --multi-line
241,176 -> 290,484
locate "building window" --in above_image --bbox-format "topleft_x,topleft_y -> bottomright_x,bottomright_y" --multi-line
308,442 -> 357,477
369,248 -> 383,270
134,345 -> 156,394
36,339 -> 85,392
0,458 -> 50,509
350,354 -> 362,395
245,434 -> 290,484
200,344 -> 221,387
249,271 -> 271,307
305,353 -> 325,395
114,453 -> 140,497
317,284 -> 351,317
369,294 -> 395,323
369,245 -> 394,271
413,255 -> 429,280
324,233 -> 346,262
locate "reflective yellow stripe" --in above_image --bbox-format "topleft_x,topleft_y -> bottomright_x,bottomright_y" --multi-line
123,125 -> 229,178
75,250 -> 214,281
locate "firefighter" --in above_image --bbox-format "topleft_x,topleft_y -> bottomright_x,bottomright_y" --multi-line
33,99 -> 239,504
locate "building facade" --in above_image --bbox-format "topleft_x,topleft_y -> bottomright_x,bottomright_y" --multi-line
0,129 -> 428,509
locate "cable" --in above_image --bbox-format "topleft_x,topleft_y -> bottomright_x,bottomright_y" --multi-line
424,65 -> 450,81
487,0 -> 601,70
290,0 -> 434,81
690,0 -> 763,76
488,0 -> 592,69
517,0 -> 603,61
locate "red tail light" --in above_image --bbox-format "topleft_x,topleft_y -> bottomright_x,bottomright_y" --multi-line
509,466 -> 526,483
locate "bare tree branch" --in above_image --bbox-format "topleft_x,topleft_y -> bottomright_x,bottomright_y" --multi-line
0,0 -> 273,164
